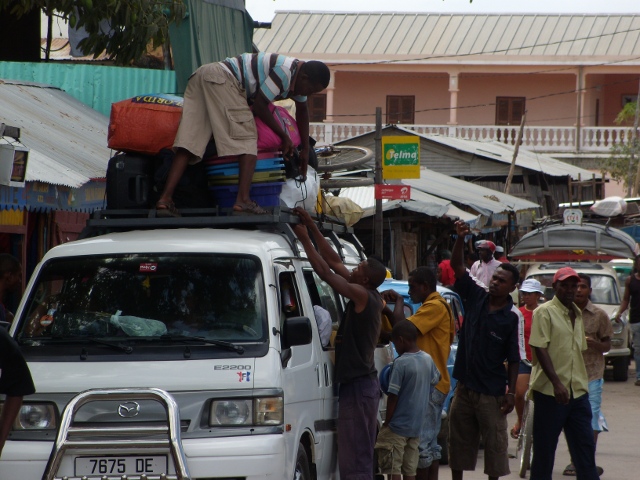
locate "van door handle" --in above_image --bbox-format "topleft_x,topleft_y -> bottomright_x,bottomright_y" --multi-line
324,363 -> 330,387
315,363 -> 320,386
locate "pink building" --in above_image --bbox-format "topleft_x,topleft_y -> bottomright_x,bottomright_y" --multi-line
254,11 -> 640,189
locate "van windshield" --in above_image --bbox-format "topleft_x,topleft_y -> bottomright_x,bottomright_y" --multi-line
529,274 -> 620,305
17,254 -> 267,343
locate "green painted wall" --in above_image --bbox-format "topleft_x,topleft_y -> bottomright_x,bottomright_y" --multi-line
0,61 -> 177,116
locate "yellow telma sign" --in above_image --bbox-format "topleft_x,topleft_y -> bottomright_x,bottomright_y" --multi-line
381,136 -> 420,179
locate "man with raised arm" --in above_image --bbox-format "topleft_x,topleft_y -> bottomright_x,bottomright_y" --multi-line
291,207 -> 387,480
448,221 -> 520,480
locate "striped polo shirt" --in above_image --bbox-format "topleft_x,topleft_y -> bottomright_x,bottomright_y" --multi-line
223,53 -> 307,103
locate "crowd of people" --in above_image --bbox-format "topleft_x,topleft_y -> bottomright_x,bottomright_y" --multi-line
293,215 -> 624,480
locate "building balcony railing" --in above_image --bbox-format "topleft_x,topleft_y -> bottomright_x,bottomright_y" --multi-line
310,123 -> 637,154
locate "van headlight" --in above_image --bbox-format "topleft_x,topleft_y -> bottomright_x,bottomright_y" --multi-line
0,403 -> 57,430
611,315 -> 627,335
209,397 -> 283,427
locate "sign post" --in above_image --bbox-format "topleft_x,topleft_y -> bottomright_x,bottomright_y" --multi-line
382,136 -> 420,180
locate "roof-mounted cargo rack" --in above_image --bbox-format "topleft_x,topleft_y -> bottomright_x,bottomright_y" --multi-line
79,207 -> 365,260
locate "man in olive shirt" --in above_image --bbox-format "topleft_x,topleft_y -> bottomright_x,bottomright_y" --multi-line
383,267 -> 454,480
529,267 -> 599,480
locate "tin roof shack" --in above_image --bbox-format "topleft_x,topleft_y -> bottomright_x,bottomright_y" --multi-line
336,125 -> 604,217
337,171 -> 539,279
0,79 -> 110,287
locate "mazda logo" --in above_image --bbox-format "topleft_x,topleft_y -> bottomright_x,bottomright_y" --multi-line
117,401 -> 140,418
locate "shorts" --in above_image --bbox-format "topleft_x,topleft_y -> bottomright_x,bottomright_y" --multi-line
588,378 -> 608,432
519,360 -> 532,374
448,383 -> 510,477
173,63 -> 258,160
375,425 -> 420,476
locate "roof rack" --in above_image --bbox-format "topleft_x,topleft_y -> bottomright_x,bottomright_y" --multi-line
79,207 -> 364,260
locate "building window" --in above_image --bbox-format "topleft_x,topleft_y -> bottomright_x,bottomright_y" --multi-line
307,94 -> 327,122
495,97 -> 526,125
386,96 -> 415,124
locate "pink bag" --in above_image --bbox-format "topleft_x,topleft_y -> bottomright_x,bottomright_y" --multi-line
255,104 -> 301,152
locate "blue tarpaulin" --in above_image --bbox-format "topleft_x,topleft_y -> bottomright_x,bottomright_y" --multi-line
0,181 -> 105,212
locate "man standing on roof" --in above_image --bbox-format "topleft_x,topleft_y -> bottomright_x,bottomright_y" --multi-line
529,267 -> 599,480
469,240 -> 502,287
291,207 -> 387,480
155,53 -> 330,217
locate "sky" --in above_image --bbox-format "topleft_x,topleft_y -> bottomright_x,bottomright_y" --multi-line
245,0 -> 640,22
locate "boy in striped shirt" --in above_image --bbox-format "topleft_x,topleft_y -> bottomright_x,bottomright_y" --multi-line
156,52 -> 330,216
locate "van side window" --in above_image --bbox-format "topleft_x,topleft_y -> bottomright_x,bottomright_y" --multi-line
303,271 -> 343,332
278,272 -> 301,327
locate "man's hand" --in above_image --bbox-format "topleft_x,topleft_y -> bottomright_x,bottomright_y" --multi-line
293,207 -> 314,226
500,394 -> 515,415
553,382 -> 570,405
455,220 -> 470,237
381,290 -> 400,303
281,136 -> 294,159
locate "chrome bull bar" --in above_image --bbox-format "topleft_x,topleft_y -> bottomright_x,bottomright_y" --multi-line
41,388 -> 191,480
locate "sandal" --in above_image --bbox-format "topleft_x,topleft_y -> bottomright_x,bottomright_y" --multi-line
563,464 -> 576,476
233,200 -> 267,215
156,200 -> 181,218
510,426 -> 520,440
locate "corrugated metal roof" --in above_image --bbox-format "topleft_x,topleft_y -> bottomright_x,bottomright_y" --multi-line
337,186 -> 480,222
403,129 -> 602,180
404,169 -> 540,215
254,12 -> 640,63
0,80 -> 109,187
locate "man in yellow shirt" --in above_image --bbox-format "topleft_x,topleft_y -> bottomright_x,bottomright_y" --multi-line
382,267 -> 454,480
529,267 -> 599,480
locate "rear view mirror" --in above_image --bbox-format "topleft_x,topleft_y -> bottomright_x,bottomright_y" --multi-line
282,316 -> 312,349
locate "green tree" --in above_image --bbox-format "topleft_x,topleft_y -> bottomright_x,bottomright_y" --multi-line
0,0 -> 186,65
600,101 -> 639,193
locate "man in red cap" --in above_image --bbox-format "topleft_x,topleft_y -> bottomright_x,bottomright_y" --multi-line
469,240 -> 501,288
528,267 -> 599,480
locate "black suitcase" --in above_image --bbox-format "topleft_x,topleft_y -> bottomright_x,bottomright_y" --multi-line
106,153 -> 155,209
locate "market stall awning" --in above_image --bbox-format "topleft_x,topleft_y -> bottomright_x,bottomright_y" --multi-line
338,186 -> 480,224
404,169 -> 540,216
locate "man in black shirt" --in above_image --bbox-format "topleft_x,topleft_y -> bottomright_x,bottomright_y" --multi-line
448,221 -> 520,480
292,207 -> 386,480
0,326 -> 35,457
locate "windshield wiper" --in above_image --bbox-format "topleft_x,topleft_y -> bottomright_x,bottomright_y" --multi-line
88,337 -> 134,354
158,334 -> 245,354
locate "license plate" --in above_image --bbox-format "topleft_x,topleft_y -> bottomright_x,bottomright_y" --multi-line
75,455 -> 167,476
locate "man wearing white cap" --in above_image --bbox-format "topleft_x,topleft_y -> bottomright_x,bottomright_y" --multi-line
510,278 -> 544,440
529,267 -> 599,480
469,240 -> 502,288
494,246 -> 509,263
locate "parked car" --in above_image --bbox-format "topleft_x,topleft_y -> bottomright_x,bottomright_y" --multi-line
609,258 -> 634,297
525,262 -> 631,381
377,278 -> 463,465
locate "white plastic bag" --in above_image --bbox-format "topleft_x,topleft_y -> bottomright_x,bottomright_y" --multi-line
279,166 -> 319,210
590,196 -> 627,217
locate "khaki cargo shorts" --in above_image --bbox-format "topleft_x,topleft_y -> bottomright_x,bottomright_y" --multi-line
173,62 -> 258,160
448,384 -> 510,478
374,425 -> 420,476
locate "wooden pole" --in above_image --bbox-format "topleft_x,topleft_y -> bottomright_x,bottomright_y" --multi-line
504,111 -> 527,194
374,107 -> 383,257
